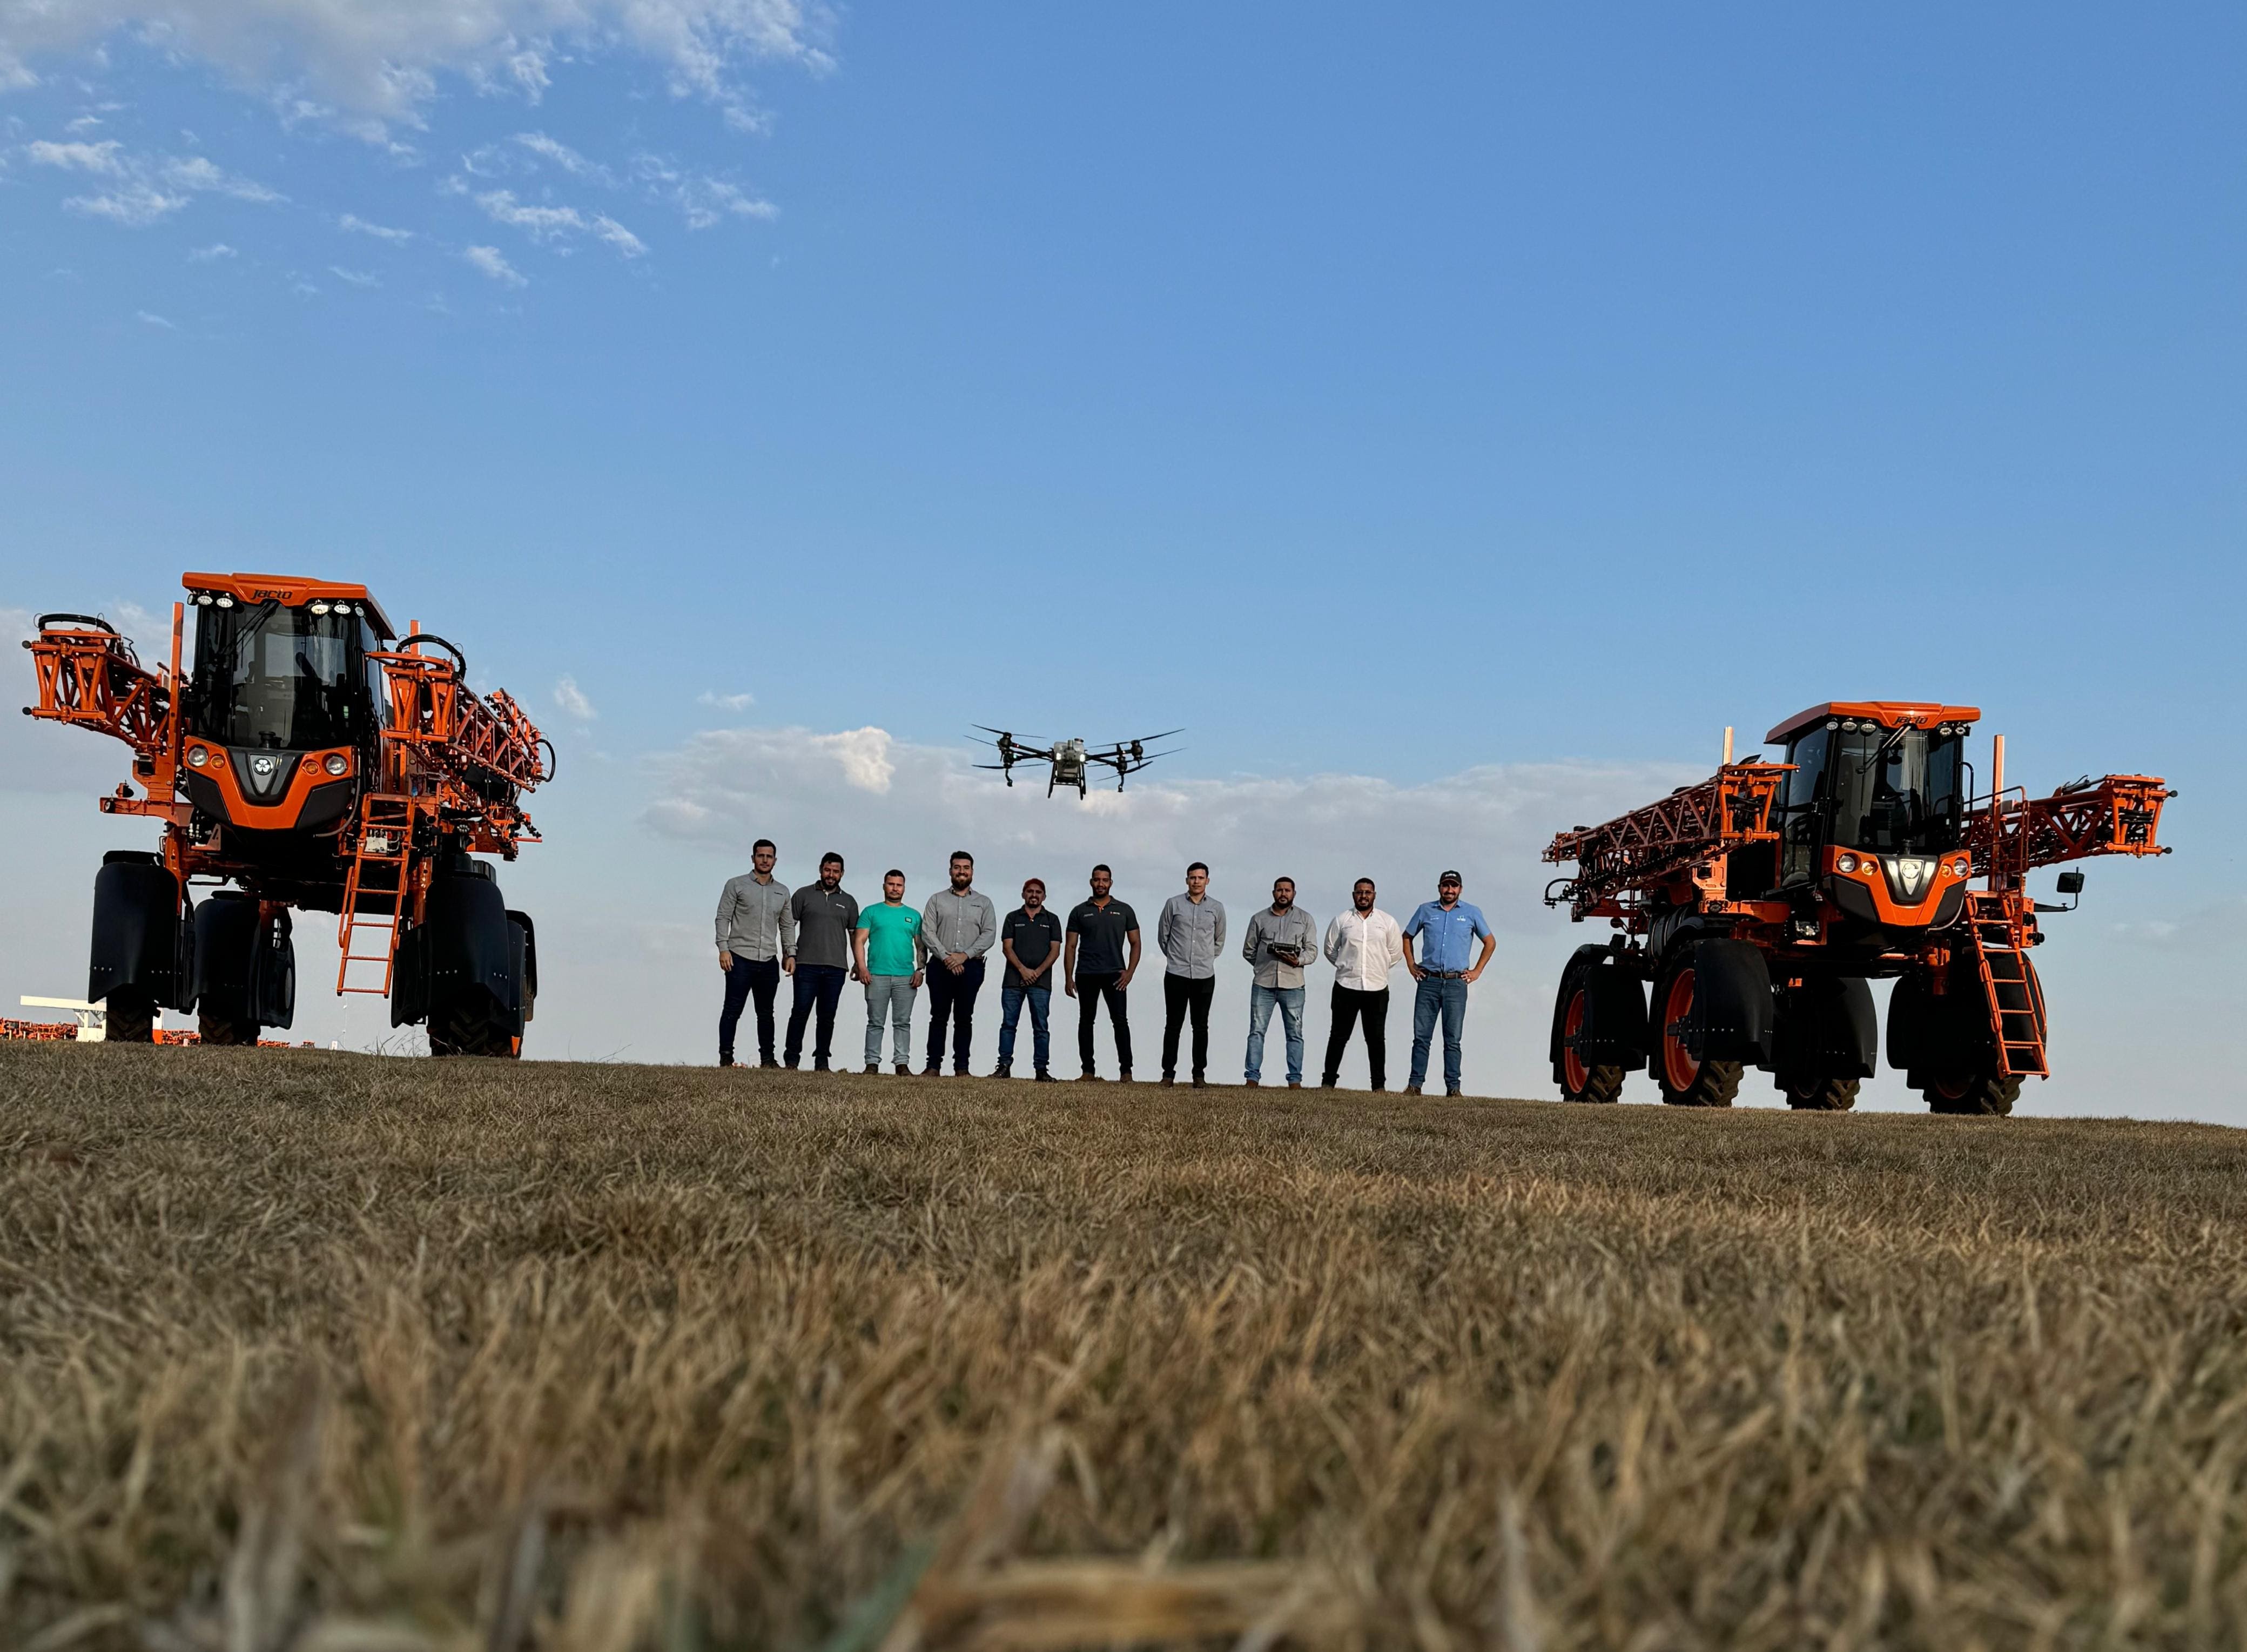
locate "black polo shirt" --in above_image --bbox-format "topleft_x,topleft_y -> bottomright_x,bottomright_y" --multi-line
1066,898 -> 1139,976
1001,907 -> 1064,989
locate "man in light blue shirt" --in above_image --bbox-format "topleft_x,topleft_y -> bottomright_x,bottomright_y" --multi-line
1400,870 -> 1496,1097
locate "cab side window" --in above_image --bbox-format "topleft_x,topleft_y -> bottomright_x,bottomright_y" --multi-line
1780,727 -> 1829,884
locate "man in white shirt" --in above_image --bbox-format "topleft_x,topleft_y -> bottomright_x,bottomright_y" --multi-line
1320,877 -> 1405,1091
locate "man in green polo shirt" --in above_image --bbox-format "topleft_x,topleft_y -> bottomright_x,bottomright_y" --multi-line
854,869 -> 926,1074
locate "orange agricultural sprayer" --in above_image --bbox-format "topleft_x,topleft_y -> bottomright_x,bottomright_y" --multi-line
23,574 -> 551,1055
1540,703 -> 2172,1115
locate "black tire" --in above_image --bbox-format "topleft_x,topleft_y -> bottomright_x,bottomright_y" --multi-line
1922,1073 -> 2019,1116
198,1013 -> 260,1047
1780,1073 -> 1859,1112
1563,1064 -> 1627,1104
429,994 -> 520,1059
105,990 -> 156,1044
1652,958 -> 1740,1107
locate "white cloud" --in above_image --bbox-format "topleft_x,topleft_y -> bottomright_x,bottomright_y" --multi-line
514,130 -> 613,184
338,212 -> 414,242
697,690 -> 754,712
0,1 -> 836,136
328,264 -> 380,287
68,182 -> 187,225
590,213 -> 645,257
188,241 -> 236,260
634,154 -> 774,227
552,675 -> 596,720
136,309 -> 174,327
474,187 -> 583,240
29,138 -> 281,225
463,244 -> 525,287
27,138 -> 123,173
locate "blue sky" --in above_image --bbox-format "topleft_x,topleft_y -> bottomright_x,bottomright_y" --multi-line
2,4 -> 2239,1112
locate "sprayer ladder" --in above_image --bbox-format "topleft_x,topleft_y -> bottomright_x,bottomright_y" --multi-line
337,795 -> 417,995
1961,891 -> 2048,1078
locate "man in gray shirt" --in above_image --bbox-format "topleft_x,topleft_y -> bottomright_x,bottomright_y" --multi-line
784,852 -> 859,1071
1156,861 -> 1226,1088
1241,875 -> 1317,1088
715,837 -> 795,1067
919,849 -> 997,1076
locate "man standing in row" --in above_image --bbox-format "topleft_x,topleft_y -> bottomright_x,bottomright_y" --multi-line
997,877 -> 1062,1081
1240,875 -> 1317,1088
1401,870 -> 1495,1097
1156,861 -> 1225,1088
921,851 -> 996,1076
1322,877 -> 1403,1090
785,852 -> 859,1071
1065,865 -> 1140,1081
855,869 -> 925,1074
715,837 -> 795,1068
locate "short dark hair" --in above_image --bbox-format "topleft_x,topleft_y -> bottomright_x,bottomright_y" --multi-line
821,851 -> 845,871
1091,863 -> 1112,878
884,868 -> 905,882
1354,877 -> 1376,890
950,849 -> 974,866
1273,875 -> 1295,888
752,838 -> 776,854
1187,861 -> 1209,876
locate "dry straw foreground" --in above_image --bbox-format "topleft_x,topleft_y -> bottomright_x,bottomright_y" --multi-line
4,1046 -> 2247,1652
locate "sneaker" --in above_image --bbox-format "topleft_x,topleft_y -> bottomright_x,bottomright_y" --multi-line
864,1062 -> 880,1075
1404,1084 -> 1422,1096
995,1061 -> 1013,1079
1034,1070 -> 1058,1083
894,1063 -> 911,1076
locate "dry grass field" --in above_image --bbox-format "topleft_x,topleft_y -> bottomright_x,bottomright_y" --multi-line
5,1045 -> 2247,1652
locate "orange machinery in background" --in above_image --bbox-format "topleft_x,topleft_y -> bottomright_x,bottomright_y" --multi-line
1540,703 -> 2171,1115
23,574 -> 550,1055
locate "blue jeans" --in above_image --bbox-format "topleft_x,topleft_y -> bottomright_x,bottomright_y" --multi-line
999,984 -> 1051,1071
1246,983 -> 1306,1083
1409,975 -> 1469,1090
864,974 -> 916,1065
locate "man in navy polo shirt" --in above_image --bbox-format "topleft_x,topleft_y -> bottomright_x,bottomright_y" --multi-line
1400,869 -> 1496,1097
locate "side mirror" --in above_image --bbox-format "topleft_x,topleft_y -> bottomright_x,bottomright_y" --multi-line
2056,871 -> 2085,896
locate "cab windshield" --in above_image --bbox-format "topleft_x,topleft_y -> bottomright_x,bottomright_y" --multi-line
1829,727 -> 1963,854
191,603 -> 361,750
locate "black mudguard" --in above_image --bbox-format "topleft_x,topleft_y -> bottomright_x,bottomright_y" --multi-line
90,852 -> 186,1009
395,864 -> 520,1028
1679,938 -> 1774,1067
506,909 -> 537,1026
1773,976 -> 1877,1080
1549,944 -> 1647,1080
191,895 -> 295,1029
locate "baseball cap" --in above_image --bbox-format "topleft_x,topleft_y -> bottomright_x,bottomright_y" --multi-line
1438,869 -> 1463,884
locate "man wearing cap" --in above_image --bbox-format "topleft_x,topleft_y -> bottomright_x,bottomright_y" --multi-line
1400,870 -> 1495,1097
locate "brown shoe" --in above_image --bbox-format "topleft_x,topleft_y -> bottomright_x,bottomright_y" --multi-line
1243,1078 -> 1259,1088
1288,1080 -> 1302,1089
1404,1084 -> 1422,1096
1118,1071 -> 1134,1084
894,1063 -> 911,1076
864,1062 -> 879,1075
1192,1077 -> 1208,1089
1160,1074 -> 1175,1087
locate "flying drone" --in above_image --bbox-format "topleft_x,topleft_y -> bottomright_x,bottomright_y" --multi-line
970,727 -> 1183,798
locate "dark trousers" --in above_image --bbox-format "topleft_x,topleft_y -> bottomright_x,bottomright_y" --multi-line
784,964 -> 847,1067
1161,973 -> 1215,1078
1075,970 -> 1132,1075
924,956 -> 986,1073
719,954 -> 781,1063
1323,984 -> 1391,1089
